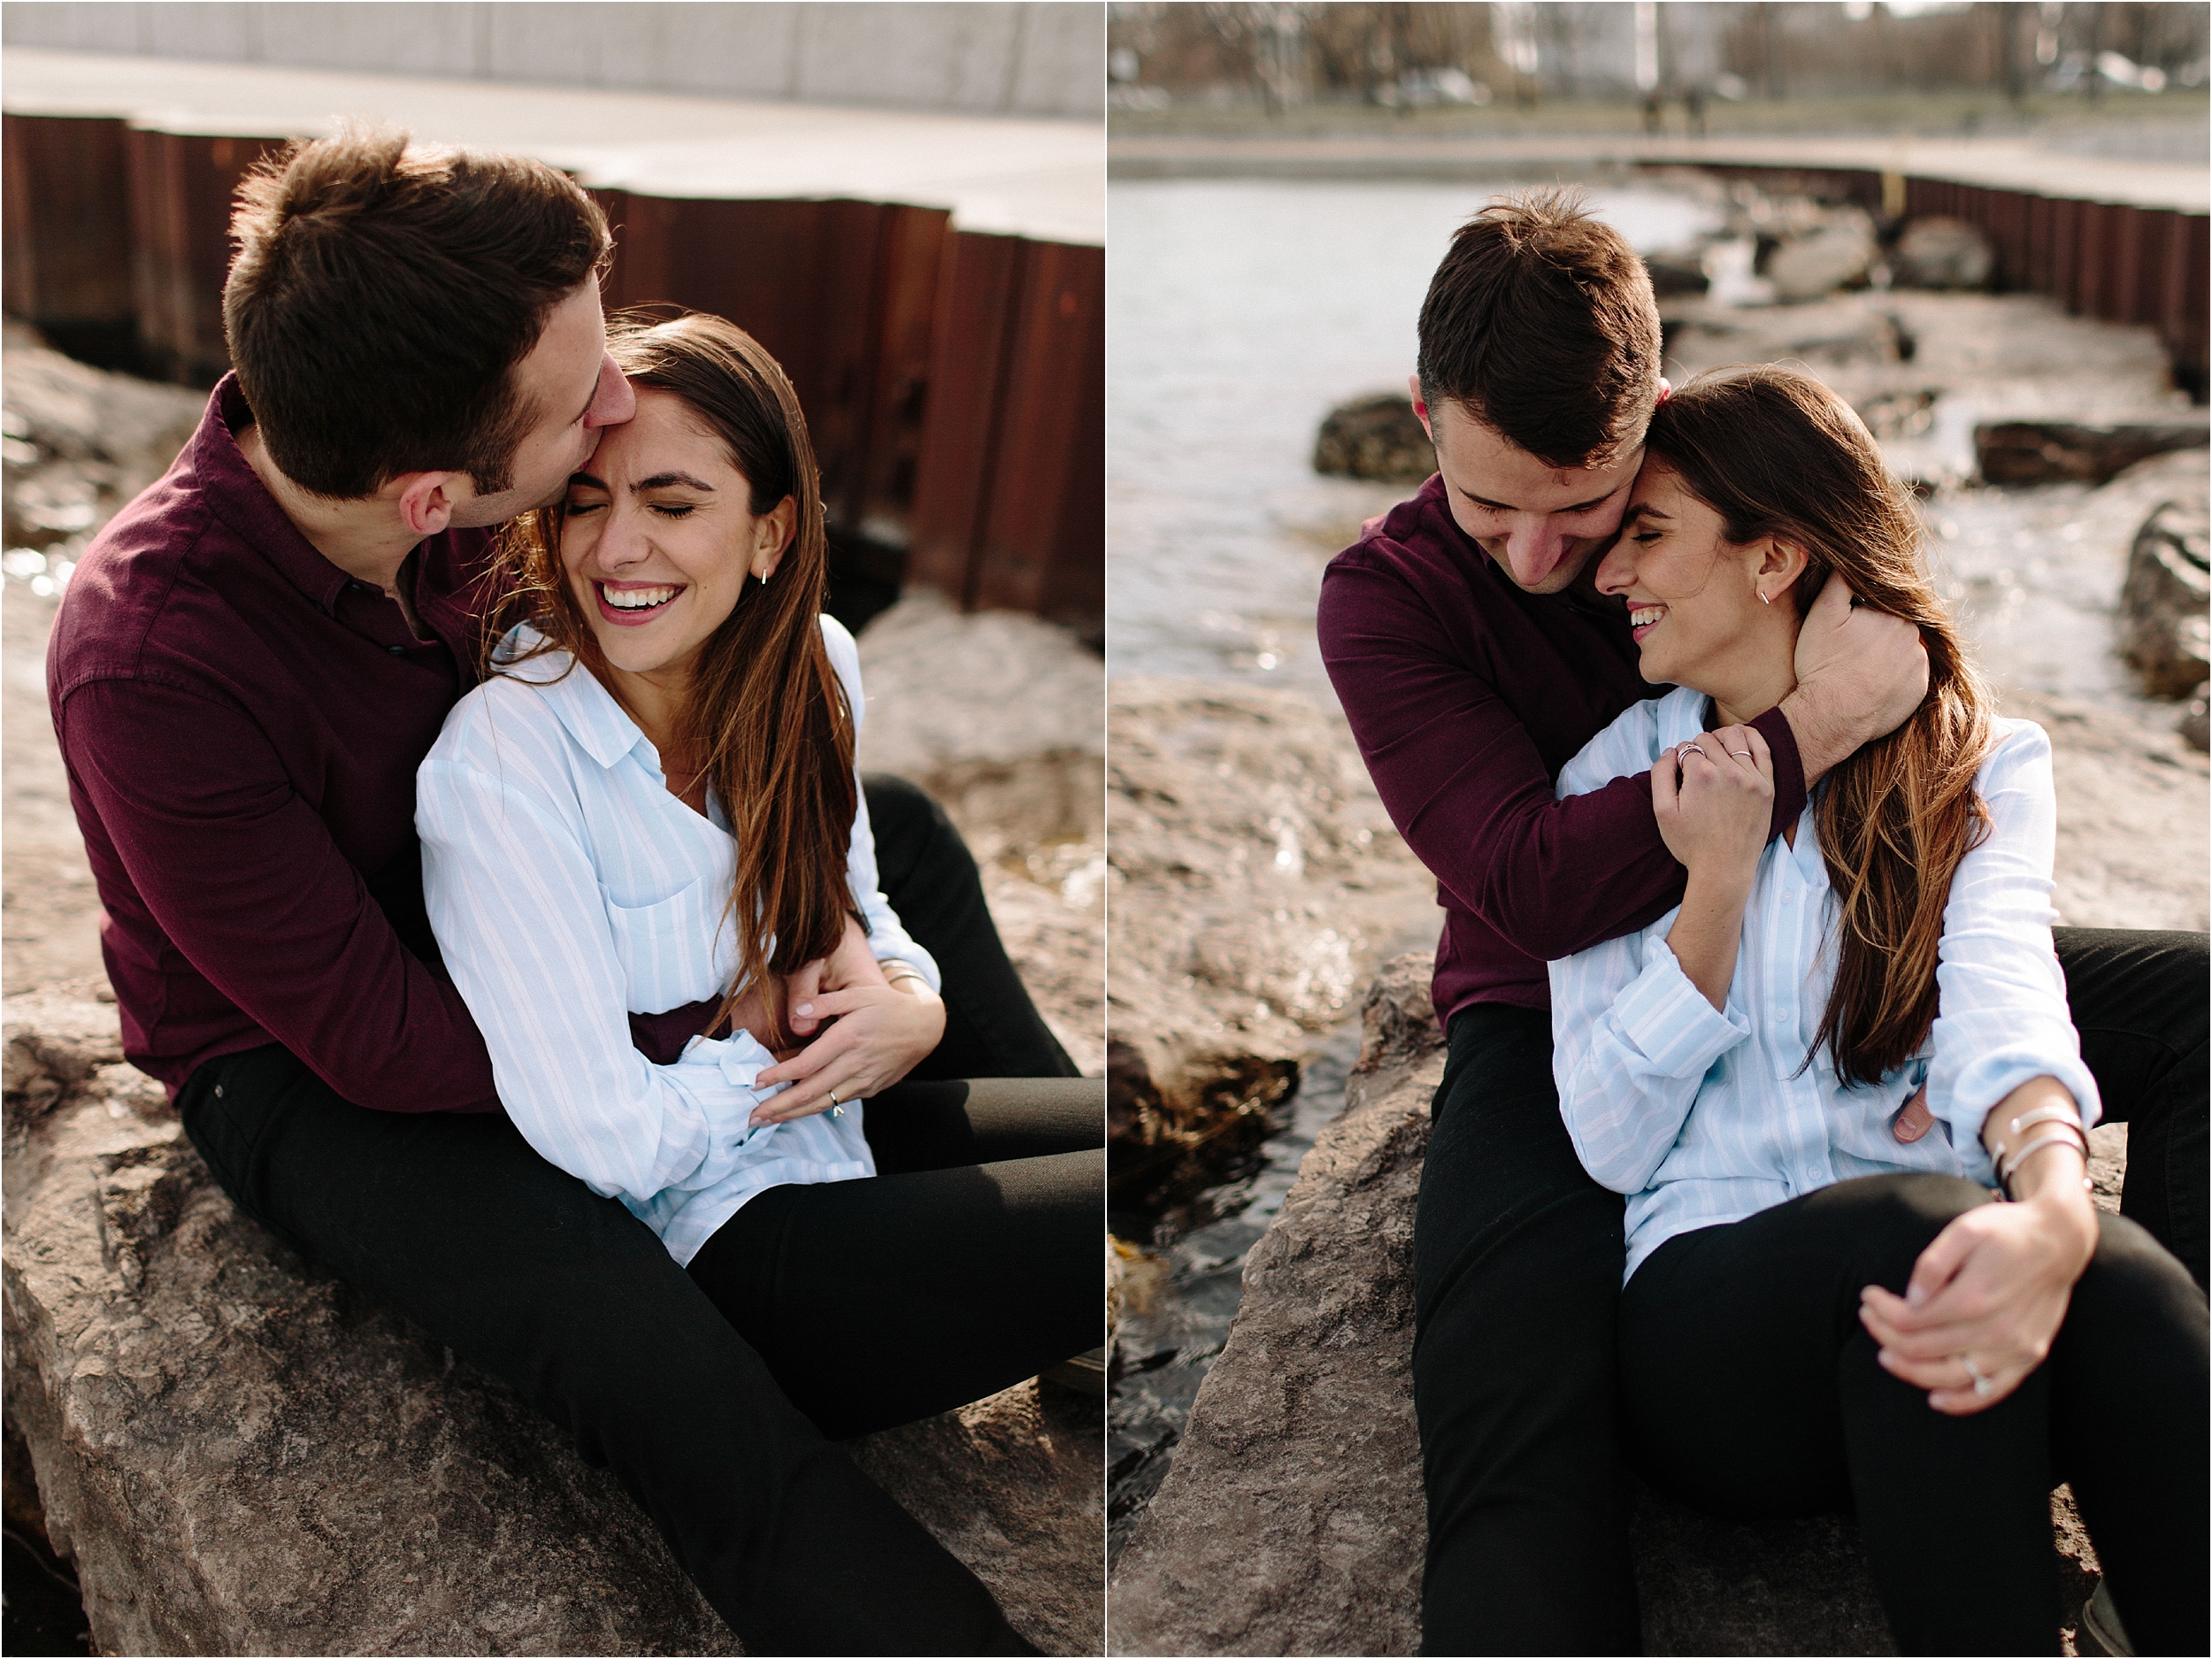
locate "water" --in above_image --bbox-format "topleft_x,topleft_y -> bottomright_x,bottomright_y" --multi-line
1107,178 -> 1724,710
1104,173 -> 2202,1557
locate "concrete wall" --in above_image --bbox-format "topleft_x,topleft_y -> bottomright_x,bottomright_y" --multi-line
0,1 -> 1104,119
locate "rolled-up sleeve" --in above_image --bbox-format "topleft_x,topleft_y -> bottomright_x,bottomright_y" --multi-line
823,617 -> 940,992
1926,722 -> 2100,1181
416,695 -> 777,1212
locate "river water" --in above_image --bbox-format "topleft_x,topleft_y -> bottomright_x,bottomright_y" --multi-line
1104,174 -> 2203,1559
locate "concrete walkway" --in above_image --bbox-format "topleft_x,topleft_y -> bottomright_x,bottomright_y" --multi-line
2,46 -> 1103,244
1109,129 -> 2208,213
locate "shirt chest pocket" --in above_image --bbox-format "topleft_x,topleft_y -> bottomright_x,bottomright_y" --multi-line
602,878 -> 722,1015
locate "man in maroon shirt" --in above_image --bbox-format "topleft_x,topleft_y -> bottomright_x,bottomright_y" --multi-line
48,131 -> 1046,1655
1318,189 -> 2206,1654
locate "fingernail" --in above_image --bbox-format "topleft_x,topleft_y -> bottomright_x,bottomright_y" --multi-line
1906,1284 -> 1926,1306
795,1003 -> 813,1017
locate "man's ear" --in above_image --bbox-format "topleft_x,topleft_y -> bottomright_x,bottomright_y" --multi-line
390,471 -> 471,539
752,496 -> 799,582
1407,373 -> 1433,442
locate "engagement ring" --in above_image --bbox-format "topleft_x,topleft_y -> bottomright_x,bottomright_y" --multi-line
1961,1354 -> 1994,1398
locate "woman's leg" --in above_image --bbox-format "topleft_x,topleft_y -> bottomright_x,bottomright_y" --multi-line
1624,1174 -> 2067,1656
860,1075 -> 1102,1174
685,1104 -> 1102,1439
2047,1213 -> 2211,1655
864,773 -> 1079,1081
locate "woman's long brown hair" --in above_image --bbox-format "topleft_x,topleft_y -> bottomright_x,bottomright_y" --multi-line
1644,365 -> 1993,1087
489,309 -> 857,1038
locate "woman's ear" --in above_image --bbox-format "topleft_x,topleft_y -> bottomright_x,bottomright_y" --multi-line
751,496 -> 798,583
1756,536 -> 1810,608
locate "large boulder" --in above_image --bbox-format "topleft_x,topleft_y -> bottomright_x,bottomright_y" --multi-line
1975,417 -> 2209,486
2115,496 -> 2212,699
1763,210 -> 1878,303
1889,217 -> 1995,291
1312,396 -> 1435,484
1106,680 -> 1435,1211
3,992 -> 1101,1655
1108,955 -> 2117,1655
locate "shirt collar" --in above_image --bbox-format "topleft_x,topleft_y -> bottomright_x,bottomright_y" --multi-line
493,623 -> 649,771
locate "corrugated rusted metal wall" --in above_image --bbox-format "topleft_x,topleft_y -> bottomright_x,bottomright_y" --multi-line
2,112 -> 1102,629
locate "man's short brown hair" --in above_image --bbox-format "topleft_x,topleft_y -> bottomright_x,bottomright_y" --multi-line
1416,188 -> 1662,470
223,128 -> 611,499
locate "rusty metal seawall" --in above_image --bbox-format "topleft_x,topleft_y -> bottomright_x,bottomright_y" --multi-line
1639,157 -> 2210,397
2,111 -> 1103,633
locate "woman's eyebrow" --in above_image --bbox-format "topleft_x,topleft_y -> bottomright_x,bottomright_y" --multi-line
568,471 -> 608,492
1623,502 -> 1671,525
635,472 -> 716,492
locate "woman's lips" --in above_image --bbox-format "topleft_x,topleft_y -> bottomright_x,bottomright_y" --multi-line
593,580 -> 682,626
1629,603 -> 1667,643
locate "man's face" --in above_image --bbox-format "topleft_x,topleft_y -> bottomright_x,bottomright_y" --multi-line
1415,385 -> 1643,595
450,282 -> 635,527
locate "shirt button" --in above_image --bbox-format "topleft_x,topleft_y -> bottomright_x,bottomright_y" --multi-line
388,645 -> 407,656
213,1085 -> 223,1098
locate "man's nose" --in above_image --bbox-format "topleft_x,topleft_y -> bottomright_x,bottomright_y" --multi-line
1503,517 -> 1571,588
586,354 -> 635,429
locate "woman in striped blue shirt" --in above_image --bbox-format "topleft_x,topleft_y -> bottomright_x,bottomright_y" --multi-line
417,311 -> 1095,1652
1550,366 -> 2204,1654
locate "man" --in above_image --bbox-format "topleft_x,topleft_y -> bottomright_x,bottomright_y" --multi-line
49,130 -> 1045,1655
1317,188 -> 2206,1655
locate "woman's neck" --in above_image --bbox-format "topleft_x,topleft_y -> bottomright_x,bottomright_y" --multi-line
1703,612 -> 1801,731
601,659 -> 697,780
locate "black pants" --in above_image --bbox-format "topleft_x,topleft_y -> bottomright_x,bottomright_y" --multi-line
179,776 -> 1101,1655
1622,1177 -> 2209,1656
1411,927 -> 2207,1655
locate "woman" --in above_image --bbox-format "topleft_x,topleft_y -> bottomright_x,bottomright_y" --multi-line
415,310 -> 1098,1654
1550,365 -> 2207,1655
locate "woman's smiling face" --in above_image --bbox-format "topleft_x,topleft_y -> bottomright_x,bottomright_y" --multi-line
560,387 -> 792,681
1596,458 -> 1770,693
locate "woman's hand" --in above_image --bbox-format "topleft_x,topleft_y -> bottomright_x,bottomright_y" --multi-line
748,919 -> 945,1125
1655,725 -> 1772,1010
1653,724 -> 1773,877
1857,1105 -> 2098,1414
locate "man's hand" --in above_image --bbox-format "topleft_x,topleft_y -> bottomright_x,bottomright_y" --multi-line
1778,574 -> 1929,785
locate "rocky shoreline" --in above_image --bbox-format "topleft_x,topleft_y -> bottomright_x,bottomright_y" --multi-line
1,336 -> 1109,1655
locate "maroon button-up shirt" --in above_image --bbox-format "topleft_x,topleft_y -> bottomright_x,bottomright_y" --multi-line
1317,472 -> 1806,1027
48,376 -> 504,1110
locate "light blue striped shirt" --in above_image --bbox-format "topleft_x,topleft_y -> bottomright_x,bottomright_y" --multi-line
1548,687 -> 2099,1284
416,615 -> 938,1267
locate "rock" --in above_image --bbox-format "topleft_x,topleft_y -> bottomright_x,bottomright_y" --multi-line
1108,954 -> 2119,1656
1663,296 -> 1909,375
1,323 -> 204,555
1312,396 -> 1435,484
1763,210 -> 1878,303
1105,954 -> 1435,1657
1891,216 -> 1996,291
2179,683 -> 2209,752
1105,680 -> 1435,1211
2116,497 -> 2212,698
1975,417 -> 2210,486
856,588 -> 1106,1075
1641,250 -> 1709,299
4,994 -> 1100,1655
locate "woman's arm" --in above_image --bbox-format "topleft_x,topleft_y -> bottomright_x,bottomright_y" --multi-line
1854,723 -> 2102,1414
417,697 -> 772,1209
1548,703 -> 1768,1193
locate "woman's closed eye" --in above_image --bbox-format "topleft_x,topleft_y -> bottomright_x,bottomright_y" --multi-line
649,503 -> 697,519
564,496 -> 605,519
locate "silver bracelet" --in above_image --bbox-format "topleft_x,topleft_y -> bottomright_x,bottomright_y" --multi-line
2007,1101 -> 2085,1140
1998,1125 -> 2090,1198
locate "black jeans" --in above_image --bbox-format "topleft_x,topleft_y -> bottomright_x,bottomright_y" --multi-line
1411,928 -> 2207,1656
179,776 -> 1100,1655
1623,1177 -> 2208,1655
